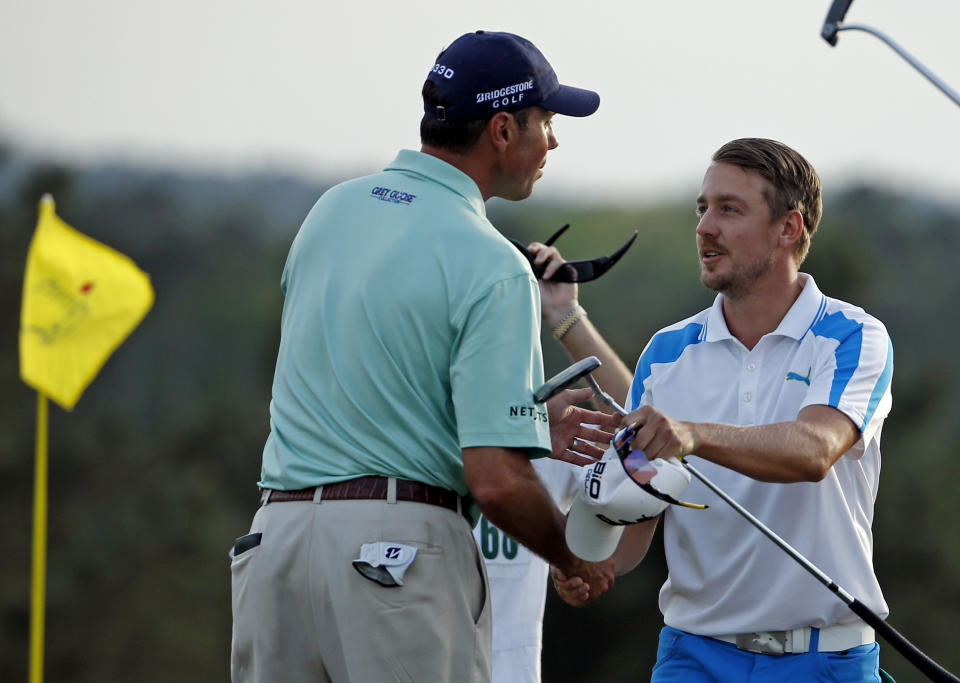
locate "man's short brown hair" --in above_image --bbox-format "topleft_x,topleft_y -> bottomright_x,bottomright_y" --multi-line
420,80 -> 530,154
712,138 -> 822,263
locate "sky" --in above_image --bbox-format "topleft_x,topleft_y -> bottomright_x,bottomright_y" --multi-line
2,0 -> 959,205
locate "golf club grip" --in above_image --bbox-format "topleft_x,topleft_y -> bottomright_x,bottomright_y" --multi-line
846,599 -> 959,682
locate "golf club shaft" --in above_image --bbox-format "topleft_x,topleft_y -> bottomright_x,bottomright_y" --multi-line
680,462 -> 956,681
585,375 -> 624,416
591,384 -> 958,682
836,24 -> 960,108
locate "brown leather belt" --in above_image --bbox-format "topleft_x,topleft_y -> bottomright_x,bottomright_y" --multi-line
261,476 -> 467,517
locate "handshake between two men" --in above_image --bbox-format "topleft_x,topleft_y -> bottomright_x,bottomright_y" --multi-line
538,358 -> 700,607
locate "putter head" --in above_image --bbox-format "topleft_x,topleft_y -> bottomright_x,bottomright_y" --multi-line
509,225 -> 639,283
533,356 -> 601,403
821,0 -> 855,45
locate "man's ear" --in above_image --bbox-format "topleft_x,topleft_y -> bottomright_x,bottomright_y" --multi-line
486,111 -> 515,153
779,209 -> 804,249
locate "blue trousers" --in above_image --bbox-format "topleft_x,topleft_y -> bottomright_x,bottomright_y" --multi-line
651,626 -> 881,683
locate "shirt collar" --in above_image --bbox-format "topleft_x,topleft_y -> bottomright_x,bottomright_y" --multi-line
384,149 -> 486,218
775,273 -> 825,339
704,294 -> 733,342
704,273 -> 825,343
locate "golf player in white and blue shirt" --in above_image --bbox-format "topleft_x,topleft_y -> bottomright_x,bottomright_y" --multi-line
548,138 -> 894,682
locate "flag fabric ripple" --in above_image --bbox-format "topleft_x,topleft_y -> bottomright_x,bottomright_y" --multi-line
19,196 -> 154,410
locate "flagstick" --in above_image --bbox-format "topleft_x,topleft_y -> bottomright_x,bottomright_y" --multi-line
29,392 -> 48,683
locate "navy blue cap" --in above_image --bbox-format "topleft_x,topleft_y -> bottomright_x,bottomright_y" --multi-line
424,31 -> 600,122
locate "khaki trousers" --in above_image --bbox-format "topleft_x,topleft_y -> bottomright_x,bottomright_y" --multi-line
231,495 -> 491,682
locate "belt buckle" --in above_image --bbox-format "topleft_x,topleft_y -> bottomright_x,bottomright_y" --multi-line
735,631 -> 789,655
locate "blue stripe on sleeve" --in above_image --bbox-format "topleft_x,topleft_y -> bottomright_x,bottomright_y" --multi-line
810,311 -> 863,409
630,323 -> 704,410
863,337 -> 894,429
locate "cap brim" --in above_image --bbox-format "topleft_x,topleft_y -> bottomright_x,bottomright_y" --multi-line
540,84 -> 600,117
565,496 -> 625,562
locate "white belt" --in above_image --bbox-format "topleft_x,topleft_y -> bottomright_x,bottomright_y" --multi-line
710,622 -> 875,655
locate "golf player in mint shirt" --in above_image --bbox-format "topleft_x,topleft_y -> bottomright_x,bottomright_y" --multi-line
229,31 -> 620,682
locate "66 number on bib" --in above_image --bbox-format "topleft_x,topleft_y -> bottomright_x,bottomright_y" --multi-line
478,517 -> 518,560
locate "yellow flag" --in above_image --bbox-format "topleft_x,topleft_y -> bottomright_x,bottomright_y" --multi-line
19,195 -> 154,410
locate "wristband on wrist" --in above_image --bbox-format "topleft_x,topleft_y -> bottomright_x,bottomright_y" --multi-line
552,305 -> 587,341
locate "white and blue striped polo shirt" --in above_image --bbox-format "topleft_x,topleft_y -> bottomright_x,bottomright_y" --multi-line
627,274 -> 893,635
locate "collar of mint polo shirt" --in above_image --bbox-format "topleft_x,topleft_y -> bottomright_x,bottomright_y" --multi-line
384,149 -> 487,218
704,273 -> 825,343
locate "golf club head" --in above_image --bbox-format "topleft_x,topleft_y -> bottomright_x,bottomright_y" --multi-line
533,356 -> 601,403
822,0 -> 855,45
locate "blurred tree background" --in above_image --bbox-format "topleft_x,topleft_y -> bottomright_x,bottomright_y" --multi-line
1,143 -> 958,682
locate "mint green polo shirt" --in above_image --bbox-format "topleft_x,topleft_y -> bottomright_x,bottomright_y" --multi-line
259,150 -> 552,497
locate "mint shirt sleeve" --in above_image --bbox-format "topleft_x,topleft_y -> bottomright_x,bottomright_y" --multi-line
450,275 -> 552,457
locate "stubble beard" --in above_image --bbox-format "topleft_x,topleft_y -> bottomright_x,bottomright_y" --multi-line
700,252 -> 776,300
